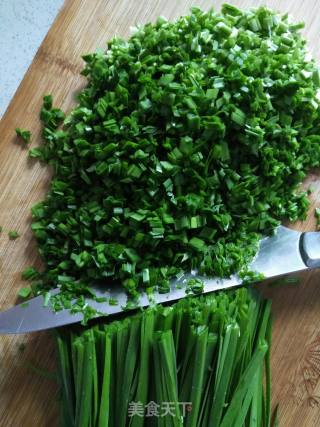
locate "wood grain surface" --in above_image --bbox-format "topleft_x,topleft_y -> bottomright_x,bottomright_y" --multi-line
0,0 -> 320,426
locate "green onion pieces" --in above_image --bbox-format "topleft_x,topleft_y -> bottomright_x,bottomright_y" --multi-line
29,5 -> 320,299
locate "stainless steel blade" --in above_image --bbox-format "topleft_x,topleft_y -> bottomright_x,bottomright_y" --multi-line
249,225 -> 306,276
1,225 -> 320,333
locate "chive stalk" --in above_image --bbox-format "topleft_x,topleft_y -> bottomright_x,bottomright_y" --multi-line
56,288 -> 274,427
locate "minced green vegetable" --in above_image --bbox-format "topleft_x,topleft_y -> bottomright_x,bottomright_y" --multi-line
8,230 -> 20,240
26,5 -> 320,303
18,286 -> 32,299
16,127 -> 31,143
186,277 -> 204,294
21,266 -> 40,281
56,288 -> 273,427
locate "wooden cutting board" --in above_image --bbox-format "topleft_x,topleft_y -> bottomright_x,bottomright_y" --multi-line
0,0 -> 320,425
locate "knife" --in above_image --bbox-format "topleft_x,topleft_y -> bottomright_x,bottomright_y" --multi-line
1,225 -> 319,334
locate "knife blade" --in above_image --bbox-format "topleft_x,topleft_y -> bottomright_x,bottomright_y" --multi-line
1,225 -> 319,334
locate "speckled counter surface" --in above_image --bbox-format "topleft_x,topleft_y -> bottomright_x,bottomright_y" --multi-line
0,0 -> 64,116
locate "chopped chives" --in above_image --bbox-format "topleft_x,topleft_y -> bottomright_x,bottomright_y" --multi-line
15,127 -> 31,143
8,230 -> 20,240
25,5 -> 320,308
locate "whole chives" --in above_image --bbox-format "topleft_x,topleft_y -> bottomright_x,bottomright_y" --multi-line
56,288 -> 273,427
97,334 -> 111,427
184,326 -> 208,427
130,310 -> 155,427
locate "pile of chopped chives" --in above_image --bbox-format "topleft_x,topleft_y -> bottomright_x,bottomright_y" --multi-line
25,5 -> 320,304
56,288 -> 273,427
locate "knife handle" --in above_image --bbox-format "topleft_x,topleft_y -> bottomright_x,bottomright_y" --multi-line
301,232 -> 320,268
